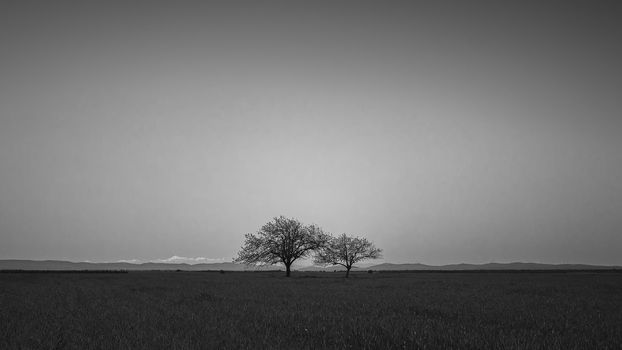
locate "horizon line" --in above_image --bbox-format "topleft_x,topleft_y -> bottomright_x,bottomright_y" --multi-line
1,258 -> 621,268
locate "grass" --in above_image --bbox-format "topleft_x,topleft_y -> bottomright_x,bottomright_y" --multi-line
1,271 -> 621,349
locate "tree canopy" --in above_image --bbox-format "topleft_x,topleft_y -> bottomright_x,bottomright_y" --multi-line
315,233 -> 382,277
235,216 -> 329,277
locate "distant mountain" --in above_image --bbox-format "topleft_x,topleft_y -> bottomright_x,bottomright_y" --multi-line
366,262 -> 622,271
1,260 -> 619,271
296,265 -> 361,272
367,263 -> 433,271
0,260 -> 275,271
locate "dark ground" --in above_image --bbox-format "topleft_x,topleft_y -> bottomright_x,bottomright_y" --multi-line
1,270 -> 621,349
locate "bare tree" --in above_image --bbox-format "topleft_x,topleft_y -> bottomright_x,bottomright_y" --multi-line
315,234 -> 382,278
235,216 -> 328,277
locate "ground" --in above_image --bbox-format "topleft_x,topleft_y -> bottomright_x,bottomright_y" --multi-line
1,271 -> 621,349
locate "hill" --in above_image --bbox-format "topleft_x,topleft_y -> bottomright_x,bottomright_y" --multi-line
366,262 -> 621,271
1,260 -> 619,271
0,260 -> 274,271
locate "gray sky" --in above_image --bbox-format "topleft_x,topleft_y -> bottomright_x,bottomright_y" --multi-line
1,0 -> 621,265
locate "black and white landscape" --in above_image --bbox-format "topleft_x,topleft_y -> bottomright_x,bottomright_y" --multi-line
1,0 -> 621,348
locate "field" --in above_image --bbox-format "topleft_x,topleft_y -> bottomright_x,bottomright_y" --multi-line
1,271 -> 621,349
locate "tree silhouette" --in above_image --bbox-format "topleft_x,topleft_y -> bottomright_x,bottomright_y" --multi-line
315,234 -> 382,278
235,216 -> 329,277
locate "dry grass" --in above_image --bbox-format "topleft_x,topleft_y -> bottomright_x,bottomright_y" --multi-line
1,271 -> 621,349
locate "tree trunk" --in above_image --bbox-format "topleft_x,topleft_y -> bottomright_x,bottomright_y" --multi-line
285,263 -> 291,277
345,266 -> 351,278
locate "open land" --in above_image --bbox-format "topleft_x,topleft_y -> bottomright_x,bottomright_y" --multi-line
1,271 -> 621,349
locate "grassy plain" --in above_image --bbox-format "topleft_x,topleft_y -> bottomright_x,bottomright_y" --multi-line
1,270 -> 621,349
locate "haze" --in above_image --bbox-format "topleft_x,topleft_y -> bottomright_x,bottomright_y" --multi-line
1,0 -> 621,265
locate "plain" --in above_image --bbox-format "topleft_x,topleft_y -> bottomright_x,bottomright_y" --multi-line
1,271 -> 621,349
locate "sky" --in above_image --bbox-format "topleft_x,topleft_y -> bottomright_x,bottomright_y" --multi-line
1,0 -> 621,266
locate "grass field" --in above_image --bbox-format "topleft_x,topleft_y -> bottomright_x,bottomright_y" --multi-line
1,271 -> 621,349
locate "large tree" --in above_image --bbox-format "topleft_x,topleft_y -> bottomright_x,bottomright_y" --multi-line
235,216 -> 328,277
315,234 -> 382,278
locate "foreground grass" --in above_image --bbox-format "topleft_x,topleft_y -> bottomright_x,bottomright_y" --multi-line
1,271 -> 621,349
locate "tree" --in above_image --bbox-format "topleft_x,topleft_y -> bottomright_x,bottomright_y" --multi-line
315,233 -> 382,278
235,216 -> 329,277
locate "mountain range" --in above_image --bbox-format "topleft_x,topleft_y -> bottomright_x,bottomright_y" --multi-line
1,260 -> 619,271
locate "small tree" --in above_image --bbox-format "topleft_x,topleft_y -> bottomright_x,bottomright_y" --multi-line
315,233 -> 382,278
235,216 -> 328,277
